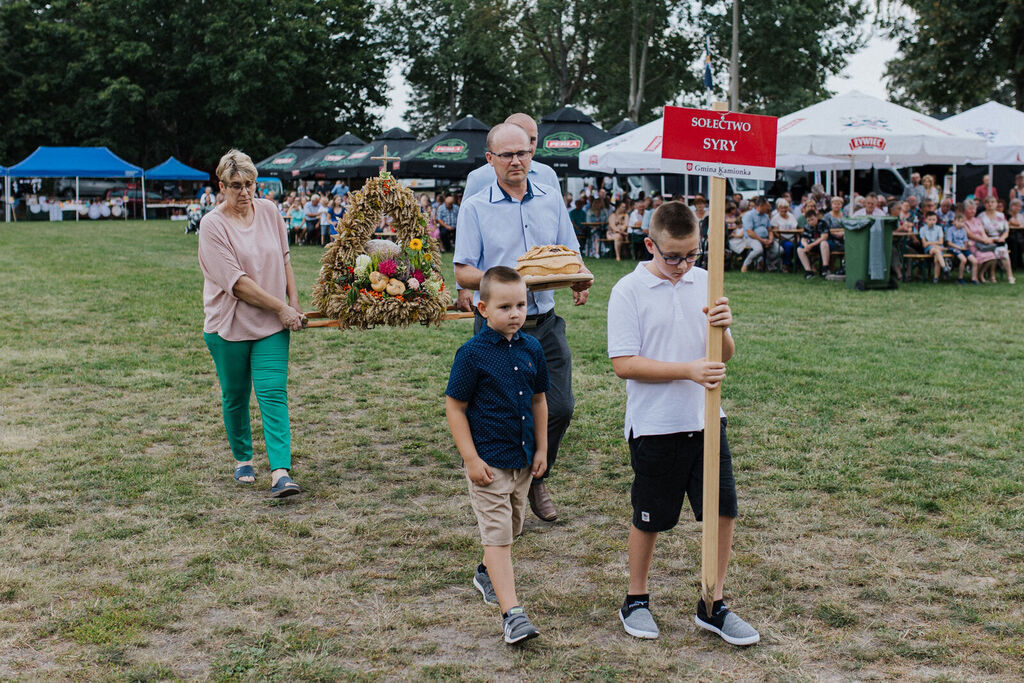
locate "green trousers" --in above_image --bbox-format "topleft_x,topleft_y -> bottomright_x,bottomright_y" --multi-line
204,330 -> 291,471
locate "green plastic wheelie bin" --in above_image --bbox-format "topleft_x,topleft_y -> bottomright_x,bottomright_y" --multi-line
842,216 -> 898,290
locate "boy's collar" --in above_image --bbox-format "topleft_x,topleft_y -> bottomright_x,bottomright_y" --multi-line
637,262 -> 695,287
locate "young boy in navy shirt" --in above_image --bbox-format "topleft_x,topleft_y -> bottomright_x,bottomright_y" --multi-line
607,201 -> 759,646
445,266 -> 549,645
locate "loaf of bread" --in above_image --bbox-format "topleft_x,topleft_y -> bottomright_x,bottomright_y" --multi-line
515,245 -> 583,276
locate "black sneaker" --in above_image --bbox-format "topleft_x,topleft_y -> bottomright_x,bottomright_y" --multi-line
502,607 -> 539,644
804,272 -> 815,280
695,598 -> 760,646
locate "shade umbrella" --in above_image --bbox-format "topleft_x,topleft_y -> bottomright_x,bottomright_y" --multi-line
296,133 -> 369,179
533,106 -> 614,175
579,118 -> 664,174
340,128 -> 422,178
399,116 -> 490,179
608,119 -> 639,135
776,91 -> 987,212
255,136 -> 324,179
944,101 -> 1024,198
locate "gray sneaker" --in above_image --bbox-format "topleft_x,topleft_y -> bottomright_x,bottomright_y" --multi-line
502,607 -> 539,644
619,601 -> 659,639
473,567 -> 498,606
695,599 -> 760,646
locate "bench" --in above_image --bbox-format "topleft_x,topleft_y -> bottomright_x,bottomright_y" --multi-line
903,252 -> 953,282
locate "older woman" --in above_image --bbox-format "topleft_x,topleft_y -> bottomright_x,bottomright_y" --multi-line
770,198 -> 798,271
607,200 -> 630,261
979,195 -> 1016,284
963,199 -> 998,284
198,150 -> 306,497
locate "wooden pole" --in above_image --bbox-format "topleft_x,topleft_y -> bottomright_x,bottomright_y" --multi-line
701,100 -> 729,608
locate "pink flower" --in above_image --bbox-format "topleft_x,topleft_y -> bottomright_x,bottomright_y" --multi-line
378,259 -> 397,277
407,277 -> 420,290
412,269 -> 425,283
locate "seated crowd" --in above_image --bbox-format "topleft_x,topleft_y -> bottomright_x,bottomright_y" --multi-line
215,171 -> 1024,285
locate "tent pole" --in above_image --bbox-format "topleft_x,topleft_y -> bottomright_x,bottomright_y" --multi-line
987,163 -> 993,200
76,177 -> 80,223
952,166 -> 958,202
142,175 -> 147,221
4,176 -> 9,223
684,174 -> 689,202
848,158 -> 855,216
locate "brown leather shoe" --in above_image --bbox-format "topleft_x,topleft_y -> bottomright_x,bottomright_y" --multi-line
528,480 -> 558,521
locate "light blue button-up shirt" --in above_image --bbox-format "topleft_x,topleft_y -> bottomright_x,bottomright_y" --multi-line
463,160 -> 561,199
454,179 -> 581,315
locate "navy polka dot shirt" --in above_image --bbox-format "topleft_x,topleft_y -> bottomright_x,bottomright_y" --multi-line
446,325 -> 549,469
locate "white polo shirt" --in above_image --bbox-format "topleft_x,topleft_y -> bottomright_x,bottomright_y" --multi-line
607,263 -> 729,439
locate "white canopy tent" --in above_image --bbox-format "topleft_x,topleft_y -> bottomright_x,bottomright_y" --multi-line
777,90 -> 987,211
944,101 -> 1024,198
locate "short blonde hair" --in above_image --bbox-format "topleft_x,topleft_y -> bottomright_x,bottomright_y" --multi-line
216,149 -> 258,184
776,199 -> 789,209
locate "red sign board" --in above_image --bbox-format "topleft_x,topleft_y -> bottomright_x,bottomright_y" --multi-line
661,106 -> 777,181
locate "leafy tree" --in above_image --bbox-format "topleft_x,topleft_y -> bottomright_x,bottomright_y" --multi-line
518,0 -> 601,107
0,0 -> 389,169
882,0 -> 1024,113
387,0 -> 543,136
586,0 -> 698,126
697,0 -> 867,116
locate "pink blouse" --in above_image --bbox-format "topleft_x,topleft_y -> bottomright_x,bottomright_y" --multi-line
198,198 -> 291,341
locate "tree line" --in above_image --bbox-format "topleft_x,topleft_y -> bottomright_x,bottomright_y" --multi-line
1,0 -> 1018,174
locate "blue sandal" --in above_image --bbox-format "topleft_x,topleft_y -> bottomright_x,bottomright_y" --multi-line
270,474 -> 301,498
233,464 -> 255,484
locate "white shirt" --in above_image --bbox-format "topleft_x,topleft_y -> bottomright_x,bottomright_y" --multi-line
852,207 -> 886,216
607,263 -> 729,438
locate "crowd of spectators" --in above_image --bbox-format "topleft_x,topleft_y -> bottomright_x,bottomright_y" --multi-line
205,170 -> 1023,286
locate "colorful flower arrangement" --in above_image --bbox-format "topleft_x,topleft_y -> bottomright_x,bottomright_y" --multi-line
312,172 -> 451,329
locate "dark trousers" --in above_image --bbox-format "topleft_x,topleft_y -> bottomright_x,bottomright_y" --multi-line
474,310 -> 574,480
439,227 -> 455,252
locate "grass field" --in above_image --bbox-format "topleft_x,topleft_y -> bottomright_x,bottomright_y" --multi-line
1,219 -> 1023,680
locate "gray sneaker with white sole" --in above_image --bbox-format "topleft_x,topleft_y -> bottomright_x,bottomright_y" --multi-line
695,598 -> 760,646
473,567 -> 498,606
619,602 -> 659,639
502,607 -> 539,644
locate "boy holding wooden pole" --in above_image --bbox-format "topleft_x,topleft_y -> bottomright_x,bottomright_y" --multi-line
607,200 -> 759,645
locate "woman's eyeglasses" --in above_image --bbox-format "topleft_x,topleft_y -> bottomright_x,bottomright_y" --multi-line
649,238 -> 702,265
225,180 -> 255,192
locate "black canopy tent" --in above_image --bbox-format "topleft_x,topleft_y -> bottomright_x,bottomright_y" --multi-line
297,133 -> 368,179
608,119 -> 639,135
398,116 -> 490,179
532,106 -> 613,175
328,128 -> 421,179
255,136 -> 324,179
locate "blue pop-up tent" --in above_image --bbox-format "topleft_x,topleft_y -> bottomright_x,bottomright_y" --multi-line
6,147 -> 145,222
146,156 -> 208,181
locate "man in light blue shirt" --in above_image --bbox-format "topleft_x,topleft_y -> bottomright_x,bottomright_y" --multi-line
454,122 -> 593,523
741,197 -> 780,271
463,113 -> 560,198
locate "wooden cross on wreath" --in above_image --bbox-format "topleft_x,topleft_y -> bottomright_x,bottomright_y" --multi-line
371,145 -> 401,172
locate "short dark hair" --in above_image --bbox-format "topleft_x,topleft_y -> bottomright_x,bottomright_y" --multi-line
804,209 -> 819,219
479,265 -> 523,302
649,200 -> 697,241
924,211 -> 937,219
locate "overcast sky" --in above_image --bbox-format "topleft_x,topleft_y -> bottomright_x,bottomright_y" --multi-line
379,20 -> 900,131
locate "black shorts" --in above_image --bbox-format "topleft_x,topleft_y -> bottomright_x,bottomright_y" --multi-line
629,418 -> 738,533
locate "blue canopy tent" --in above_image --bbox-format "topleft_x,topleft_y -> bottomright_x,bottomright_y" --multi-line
146,156 -> 208,181
6,146 -> 144,222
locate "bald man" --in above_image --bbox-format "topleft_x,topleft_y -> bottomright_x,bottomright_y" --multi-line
454,122 -> 593,523
463,113 -> 560,199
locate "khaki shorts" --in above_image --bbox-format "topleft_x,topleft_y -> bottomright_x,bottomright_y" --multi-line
466,466 -> 533,546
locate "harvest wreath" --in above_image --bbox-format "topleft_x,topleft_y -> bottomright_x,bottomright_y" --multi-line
311,171 -> 452,329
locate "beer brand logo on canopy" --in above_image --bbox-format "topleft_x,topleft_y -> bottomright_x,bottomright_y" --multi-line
349,150 -> 371,160
849,136 -> 886,150
415,138 -> 470,161
272,154 -> 297,166
541,132 -> 585,155
840,116 -> 890,130
661,106 -> 777,181
324,152 -> 349,162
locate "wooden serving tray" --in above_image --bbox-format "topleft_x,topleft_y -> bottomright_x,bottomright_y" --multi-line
523,272 -> 593,291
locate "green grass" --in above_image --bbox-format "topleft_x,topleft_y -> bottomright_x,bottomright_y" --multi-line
1,219 -> 1023,679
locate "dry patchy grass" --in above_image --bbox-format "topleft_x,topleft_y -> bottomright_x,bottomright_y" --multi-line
1,220 -> 1023,680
